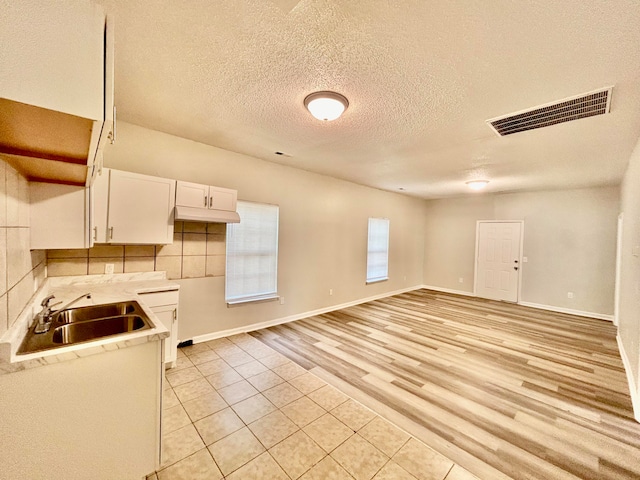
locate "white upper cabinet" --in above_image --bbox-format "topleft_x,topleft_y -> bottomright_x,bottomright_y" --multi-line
0,1 -> 114,187
107,170 -> 176,245
176,181 -> 237,212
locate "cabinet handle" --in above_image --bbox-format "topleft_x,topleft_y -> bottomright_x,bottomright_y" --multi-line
204,195 -> 208,207
209,196 -> 212,208
172,309 -> 177,322
93,226 -> 98,242
109,226 -> 113,240
109,105 -> 117,144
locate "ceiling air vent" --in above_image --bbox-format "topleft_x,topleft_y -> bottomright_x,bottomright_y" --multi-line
486,87 -> 612,136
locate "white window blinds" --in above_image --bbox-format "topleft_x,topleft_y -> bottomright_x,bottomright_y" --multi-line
366,217 -> 389,283
225,201 -> 279,304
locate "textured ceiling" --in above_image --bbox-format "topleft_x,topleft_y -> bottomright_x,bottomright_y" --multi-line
97,0 -> 640,198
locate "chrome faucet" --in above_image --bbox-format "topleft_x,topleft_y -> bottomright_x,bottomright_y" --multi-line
33,293 -> 92,334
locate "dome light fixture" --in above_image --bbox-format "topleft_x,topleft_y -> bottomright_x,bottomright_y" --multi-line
304,91 -> 349,121
466,180 -> 489,191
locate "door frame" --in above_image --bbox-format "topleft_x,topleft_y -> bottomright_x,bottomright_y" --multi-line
473,220 -> 525,302
614,212 -> 623,327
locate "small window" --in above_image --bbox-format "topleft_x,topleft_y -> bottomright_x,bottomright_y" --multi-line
225,201 -> 279,304
367,217 -> 389,283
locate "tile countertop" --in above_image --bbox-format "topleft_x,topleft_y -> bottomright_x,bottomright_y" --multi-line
0,272 -> 179,374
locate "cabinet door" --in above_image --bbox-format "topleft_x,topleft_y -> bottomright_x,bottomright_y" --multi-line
149,305 -> 178,366
91,168 -> 110,243
176,181 -> 209,209
0,1 -> 105,121
30,182 -> 90,249
107,170 -> 176,244
208,186 -> 237,211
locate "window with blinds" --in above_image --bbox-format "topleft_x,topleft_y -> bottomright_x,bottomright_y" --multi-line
366,217 -> 389,283
225,201 -> 279,304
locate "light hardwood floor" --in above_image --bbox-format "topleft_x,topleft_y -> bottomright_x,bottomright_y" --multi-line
250,289 -> 640,480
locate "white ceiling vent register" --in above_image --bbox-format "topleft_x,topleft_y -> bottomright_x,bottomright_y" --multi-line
487,87 -> 613,136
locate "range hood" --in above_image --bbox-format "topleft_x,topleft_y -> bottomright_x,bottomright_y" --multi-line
174,205 -> 240,223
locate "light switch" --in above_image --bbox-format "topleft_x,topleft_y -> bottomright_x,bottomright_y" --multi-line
522,257 -> 528,263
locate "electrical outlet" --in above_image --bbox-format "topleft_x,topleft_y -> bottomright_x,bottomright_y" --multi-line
458,277 -> 464,283
279,297 -> 285,305
104,263 -> 114,274
567,292 -> 574,299
329,289 -> 333,296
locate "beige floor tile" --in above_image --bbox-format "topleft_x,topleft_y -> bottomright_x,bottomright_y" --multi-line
212,343 -> 244,356
232,393 -> 277,424
262,382 -> 304,408
180,343 -> 212,357
373,461 -> 417,480
359,417 -> 410,457
226,452 -> 289,480
196,358 -> 231,376
331,399 -> 376,431
289,372 -> 327,394
303,413 -> 354,453
247,344 -> 277,359
208,427 -> 265,476
269,430 -> 326,479
188,349 -> 221,365
299,456 -> 355,480
147,474 -> 158,480
444,465 -> 479,480
182,390 -> 228,422
271,361 -> 308,380
166,366 -> 204,387
308,385 -> 349,410
163,404 -> 192,434
157,448 -> 223,480
226,333 -> 254,346
194,407 -> 244,445
203,337 -> 233,350
221,350 -> 255,367
331,434 -> 389,480
218,379 -> 259,405
163,387 -> 181,410
234,359 -> 270,378
170,355 -> 194,372
206,368 -> 244,389
162,424 -> 206,468
173,378 -> 216,403
281,396 -> 326,427
247,370 -> 286,391
259,352 -> 291,369
392,438 -> 454,480
248,410 -> 300,449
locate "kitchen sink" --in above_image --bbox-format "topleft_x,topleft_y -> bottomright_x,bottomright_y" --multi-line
17,301 -> 152,355
52,315 -> 148,345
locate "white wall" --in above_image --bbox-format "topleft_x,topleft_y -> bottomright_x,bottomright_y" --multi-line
619,135 -> 640,415
103,122 -> 426,339
423,186 -> 619,316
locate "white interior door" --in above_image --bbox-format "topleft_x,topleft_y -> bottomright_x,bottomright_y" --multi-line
476,221 -> 522,302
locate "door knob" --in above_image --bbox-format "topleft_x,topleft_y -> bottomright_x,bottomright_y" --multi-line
514,266 -> 519,271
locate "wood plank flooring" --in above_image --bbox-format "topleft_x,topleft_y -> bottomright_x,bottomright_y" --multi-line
250,289 -> 640,480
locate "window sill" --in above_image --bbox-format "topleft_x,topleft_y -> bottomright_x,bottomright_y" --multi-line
366,277 -> 388,285
226,294 -> 279,307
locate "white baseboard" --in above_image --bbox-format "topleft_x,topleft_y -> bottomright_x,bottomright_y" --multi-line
617,334 -> 640,423
421,285 -> 475,297
191,285 -> 423,344
518,301 -> 614,321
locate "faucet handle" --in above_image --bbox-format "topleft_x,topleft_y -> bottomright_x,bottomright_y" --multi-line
41,295 -> 56,307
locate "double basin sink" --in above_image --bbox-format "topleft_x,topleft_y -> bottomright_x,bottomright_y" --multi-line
18,301 -> 152,355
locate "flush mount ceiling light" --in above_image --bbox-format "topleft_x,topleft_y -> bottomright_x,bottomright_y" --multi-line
304,91 -> 349,121
466,180 -> 489,190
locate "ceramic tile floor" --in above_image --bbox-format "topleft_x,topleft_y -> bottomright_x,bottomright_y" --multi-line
146,333 -> 479,480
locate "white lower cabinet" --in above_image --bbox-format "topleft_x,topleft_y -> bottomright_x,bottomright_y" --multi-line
139,289 -> 179,367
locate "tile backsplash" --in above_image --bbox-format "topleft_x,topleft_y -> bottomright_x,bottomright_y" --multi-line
0,158 -> 46,337
47,222 -> 226,280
